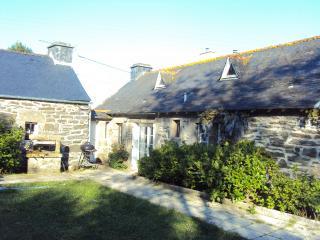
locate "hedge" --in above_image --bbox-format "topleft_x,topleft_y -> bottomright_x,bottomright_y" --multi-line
138,140 -> 320,219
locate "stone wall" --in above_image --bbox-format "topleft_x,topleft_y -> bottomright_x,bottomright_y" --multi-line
0,98 -> 90,171
243,115 -> 320,177
94,117 -> 199,164
94,118 -> 131,162
154,117 -> 199,146
95,114 -> 320,177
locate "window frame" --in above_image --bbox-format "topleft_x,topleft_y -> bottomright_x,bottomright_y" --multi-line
173,120 -> 181,138
220,57 -> 238,80
116,123 -> 123,144
196,123 -> 209,144
25,122 -> 38,140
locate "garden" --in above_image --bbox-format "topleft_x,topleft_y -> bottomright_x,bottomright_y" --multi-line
138,140 -> 320,220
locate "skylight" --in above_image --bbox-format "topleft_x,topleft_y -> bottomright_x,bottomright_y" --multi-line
220,58 -> 238,80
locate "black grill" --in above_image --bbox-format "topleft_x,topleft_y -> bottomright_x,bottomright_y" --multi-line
80,142 -> 96,152
78,142 -> 98,169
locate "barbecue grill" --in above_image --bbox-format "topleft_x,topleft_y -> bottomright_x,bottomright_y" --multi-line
78,142 -> 98,168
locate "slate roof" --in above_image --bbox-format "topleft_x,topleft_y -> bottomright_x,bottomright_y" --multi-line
98,36 -> 320,114
0,50 -> 90,103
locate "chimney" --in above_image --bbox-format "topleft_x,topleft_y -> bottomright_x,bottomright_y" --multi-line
48,42 -> 74,64
130,63 -> 152,81
233,49 -> 239,54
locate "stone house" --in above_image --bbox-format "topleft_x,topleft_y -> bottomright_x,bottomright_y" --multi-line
93,36 -> 320,176
0,42 -> 91,172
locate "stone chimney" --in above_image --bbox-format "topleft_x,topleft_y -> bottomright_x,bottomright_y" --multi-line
130,63 -> 152,81
48,42 -> 74,64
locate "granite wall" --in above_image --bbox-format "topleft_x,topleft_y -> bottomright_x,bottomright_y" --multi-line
243,115 -> 320,177
94,117 -> 199,163
95,113 -> 320,177
0,98 -> 90,171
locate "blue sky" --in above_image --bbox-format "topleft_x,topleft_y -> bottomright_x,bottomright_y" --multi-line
0,0 -> 319,104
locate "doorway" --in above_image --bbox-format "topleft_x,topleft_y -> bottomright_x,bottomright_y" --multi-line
131,123 -> 154,171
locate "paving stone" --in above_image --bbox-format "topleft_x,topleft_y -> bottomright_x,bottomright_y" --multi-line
230,227 -> 265,239
255,235 -> 281,240
219,217 -> 254,231
246,223 -> 278,235
269,229 -> 304,240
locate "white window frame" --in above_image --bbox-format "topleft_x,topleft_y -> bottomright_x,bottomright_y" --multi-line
197,123 -> 209,144
154,72 -> 166,90
220,57 -> 238,80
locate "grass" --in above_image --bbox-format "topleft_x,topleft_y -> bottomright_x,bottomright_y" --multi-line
0,180 -> 244,240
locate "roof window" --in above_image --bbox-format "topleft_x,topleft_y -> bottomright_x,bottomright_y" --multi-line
154,72 -> 166,90
220,58 -> 238,80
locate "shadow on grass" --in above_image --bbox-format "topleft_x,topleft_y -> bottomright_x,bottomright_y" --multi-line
0,180 -> 243,240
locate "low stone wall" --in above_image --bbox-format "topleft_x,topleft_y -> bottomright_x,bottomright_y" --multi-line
27,157 -> 62,173
243,115 -> 320,177
0,98 -> 90,171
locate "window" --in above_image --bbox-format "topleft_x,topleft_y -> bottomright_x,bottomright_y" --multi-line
117,123 -> 123,144
220,57 -> 238,80
196,123 -> 209,144
25,122 -> 38,140
104,121 -> 109,139
173,120 -> 181,138
154,72 -> 166,90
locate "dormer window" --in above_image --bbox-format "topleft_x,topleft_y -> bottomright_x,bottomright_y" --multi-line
154,72 -> 166,90
220,58 -> 238,80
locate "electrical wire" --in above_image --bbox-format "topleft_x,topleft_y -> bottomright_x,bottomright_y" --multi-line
77,55 -> 130,73
39,40 -> 129,73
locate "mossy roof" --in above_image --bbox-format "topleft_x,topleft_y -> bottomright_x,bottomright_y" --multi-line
98,36 -> 320,114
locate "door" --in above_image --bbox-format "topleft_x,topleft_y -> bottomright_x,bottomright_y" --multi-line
131,123 -> 140,171
89,120 -> 98,161
139,125 -> 154,158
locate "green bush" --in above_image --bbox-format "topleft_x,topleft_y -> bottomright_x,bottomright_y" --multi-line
218,141 -> 278,203
266,172 -> 320,218
0,118 -> 24,173
108,144 -> 129,170
138,140 -> 320,219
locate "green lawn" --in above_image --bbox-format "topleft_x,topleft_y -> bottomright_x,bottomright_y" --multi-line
0,180 -> 244,240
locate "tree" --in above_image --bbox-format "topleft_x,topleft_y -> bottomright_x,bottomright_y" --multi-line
0,115 -> 24,173
8,41 -> 33,54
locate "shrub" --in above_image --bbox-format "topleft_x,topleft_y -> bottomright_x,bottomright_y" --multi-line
139,141 -> 216,189
266,172 -> 320,218
219,141 -> 277,203
0,118 -> 24,173
138,140 -> 320,220
108,144 -> 129,170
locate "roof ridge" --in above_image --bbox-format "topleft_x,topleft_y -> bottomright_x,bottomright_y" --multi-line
159,35 -> 320,72
0,48 -> 47,57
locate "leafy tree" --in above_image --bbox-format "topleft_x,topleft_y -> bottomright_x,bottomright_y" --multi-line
8,41 -> 33,54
